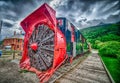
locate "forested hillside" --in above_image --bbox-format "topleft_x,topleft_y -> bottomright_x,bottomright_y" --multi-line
81,22 -> 120,48
81,22 -> 120,58
81,22 -> 120,82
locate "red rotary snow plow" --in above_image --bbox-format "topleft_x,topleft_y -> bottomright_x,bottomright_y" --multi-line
20,3 -> 67,82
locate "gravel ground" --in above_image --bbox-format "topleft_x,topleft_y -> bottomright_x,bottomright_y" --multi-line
0,51 -> 109,83
0,55 -> 39,83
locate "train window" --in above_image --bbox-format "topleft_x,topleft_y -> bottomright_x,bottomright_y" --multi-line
57,19 -> 63,26
80,34 -> 82,40
67,22 -> 71,31
71,26 -> 75,42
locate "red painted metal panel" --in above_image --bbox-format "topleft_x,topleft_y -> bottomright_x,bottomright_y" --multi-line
20,3 -> 67,82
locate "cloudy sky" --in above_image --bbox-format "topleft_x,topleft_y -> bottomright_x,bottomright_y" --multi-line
0,0 -> 120,40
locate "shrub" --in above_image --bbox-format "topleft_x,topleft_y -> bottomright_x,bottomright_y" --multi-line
98,34 -> 120,42
117,55 -> 120,62
92,44 -> 98,49
99,41 -> 120,58
83,42 -> 88,49
94,40 -> 104,49
99,47 -> 117,58
117,52 -> 120,62
76,43 -> 82,50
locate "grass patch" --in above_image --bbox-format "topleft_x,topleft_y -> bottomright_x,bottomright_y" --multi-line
19,70 -> 34,73
2,50 -> 22,55
101,55 -> 120,83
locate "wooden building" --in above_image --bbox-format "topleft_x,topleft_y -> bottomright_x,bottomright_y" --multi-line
3,31 -> 24,51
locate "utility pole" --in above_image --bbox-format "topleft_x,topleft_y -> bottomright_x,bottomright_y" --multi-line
12,44 -> 15,59
0,20 -> 3,41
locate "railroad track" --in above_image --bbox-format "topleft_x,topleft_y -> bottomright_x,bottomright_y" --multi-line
47,53 -> 89,83
48,53 -> 111,83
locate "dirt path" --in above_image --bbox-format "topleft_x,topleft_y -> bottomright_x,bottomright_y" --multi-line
55,53 -> 111,83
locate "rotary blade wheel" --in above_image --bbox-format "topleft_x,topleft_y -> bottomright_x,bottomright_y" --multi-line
28,24 -> 54,71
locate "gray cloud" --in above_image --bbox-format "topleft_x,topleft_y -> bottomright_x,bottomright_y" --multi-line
0,0 -> 120,40
50,0 -> 120,28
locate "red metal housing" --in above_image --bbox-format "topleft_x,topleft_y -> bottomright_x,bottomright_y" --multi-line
20,3 -> 67,82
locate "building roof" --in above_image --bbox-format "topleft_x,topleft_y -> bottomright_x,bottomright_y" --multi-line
4,34 -> 24,40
